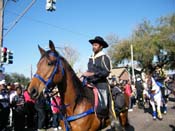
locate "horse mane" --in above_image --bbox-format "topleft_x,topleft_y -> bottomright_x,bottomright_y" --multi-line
56,52 -> 94,105
42,49 -> 94,106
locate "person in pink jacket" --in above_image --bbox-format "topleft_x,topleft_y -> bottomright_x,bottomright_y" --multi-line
124,80 -> 133,111
51,89 -> 62,131
23,84 -> 36,130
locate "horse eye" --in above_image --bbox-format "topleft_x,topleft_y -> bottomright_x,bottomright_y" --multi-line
48,62 -> 53,66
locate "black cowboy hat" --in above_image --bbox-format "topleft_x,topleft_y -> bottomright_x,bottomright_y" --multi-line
89,36 -> 108,48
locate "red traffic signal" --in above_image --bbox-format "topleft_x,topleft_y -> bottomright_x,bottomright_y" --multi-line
1,47 -> 13,64
1,47 -> 7,52
1,47 -> 8,63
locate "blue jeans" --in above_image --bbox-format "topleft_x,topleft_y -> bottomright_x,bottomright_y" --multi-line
52,113 -> 61,128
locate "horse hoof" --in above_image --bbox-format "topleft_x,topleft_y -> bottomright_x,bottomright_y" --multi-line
158,117 -> 163,120
163,111 -> 167,114
158,116 -> 163,120
157,116 -> 163,120
153,116 -> 156,120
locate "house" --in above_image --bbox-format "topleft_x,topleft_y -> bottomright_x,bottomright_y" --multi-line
110,67 -> 130,82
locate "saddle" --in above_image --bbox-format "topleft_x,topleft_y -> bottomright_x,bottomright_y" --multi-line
86,83 -> 109,119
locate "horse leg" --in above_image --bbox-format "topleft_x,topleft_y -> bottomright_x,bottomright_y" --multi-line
150,100 -> 156,120
119,112 -> 128,130
162,96 -> 168,114
156,97 -> 163,120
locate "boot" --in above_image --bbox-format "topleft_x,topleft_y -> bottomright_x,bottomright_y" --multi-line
152,111 -> 157,120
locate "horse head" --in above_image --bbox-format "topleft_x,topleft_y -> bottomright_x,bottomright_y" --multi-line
28,40 -> 65,99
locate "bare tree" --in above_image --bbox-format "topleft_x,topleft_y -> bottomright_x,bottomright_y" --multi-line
62,45 -> 79,67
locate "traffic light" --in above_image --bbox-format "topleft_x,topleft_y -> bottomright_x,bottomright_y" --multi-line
0,47 -> 13,64
7,50 -> 13,64
1,47 -> 7,63
46,0 -> 56,11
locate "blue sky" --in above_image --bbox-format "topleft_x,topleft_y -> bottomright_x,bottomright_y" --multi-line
2,0 -> 175,78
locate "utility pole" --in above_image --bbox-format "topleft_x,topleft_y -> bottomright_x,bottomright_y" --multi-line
0,0 -> 4,66
0,0 -> 4,48
131,43 -> 135,83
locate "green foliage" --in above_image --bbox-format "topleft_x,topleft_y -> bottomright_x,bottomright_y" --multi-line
107,13 -> 175,70
4,72 -> 30,86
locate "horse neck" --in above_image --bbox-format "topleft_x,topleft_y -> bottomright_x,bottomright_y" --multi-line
61,69 -> 78,105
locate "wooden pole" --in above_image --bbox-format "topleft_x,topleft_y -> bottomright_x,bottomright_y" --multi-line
0,0 -> 4,65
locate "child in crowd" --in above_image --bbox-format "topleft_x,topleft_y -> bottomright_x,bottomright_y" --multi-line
51,88 -> 62,131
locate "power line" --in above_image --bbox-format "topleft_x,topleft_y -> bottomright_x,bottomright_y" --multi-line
5,10 -> 91,38
4,0 -> 36,37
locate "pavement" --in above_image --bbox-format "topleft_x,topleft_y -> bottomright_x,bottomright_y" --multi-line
30,95 -> 175,131
126,94 -> 175,131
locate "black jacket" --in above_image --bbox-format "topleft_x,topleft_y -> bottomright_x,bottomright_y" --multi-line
87,52 -> 111,84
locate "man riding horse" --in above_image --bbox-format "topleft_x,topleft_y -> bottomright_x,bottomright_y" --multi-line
83,36 -> 112,119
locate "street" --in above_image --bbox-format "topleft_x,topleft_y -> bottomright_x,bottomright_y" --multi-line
45,94 -> 175,131
126,94 -> 175,131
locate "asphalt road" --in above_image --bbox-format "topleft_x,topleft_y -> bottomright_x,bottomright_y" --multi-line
42,94 -> 175,131
126,94 -> 175,131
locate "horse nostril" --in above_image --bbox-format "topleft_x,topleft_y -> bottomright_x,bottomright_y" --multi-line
31,88 -> 38,98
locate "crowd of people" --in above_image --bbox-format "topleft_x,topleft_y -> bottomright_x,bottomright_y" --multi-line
110,70 -> 175,123
0,81 -> 62,131
0,36 -> 174,131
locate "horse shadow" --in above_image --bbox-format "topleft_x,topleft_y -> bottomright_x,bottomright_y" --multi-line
103,124 -> 135,131
167,96 -> 175,109
169,124 -> 175,131
169,96 -> 175,102
125,124 -> 135,131
143,102 -> 152,115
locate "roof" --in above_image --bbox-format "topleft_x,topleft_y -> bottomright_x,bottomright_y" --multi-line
110,67 -> 128,78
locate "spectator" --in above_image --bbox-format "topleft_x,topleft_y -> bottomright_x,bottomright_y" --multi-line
0,80 -> 10,131
35,94 -> 48,131
24,83 -> 36,130
130,81 -> 137,108
124,80 -> 133,112
11,86 -> 25,131
51,88 -> 62,131
8,83 -> 16,127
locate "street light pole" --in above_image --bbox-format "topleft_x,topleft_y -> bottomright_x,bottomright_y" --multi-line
0,0 -> 4,48
0,0 -> 4,66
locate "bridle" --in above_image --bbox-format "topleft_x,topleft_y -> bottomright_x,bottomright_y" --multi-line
33,51 -> 96,131
33,51 -> 64,93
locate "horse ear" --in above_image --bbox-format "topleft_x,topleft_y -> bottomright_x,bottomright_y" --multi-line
49,40 -> 55,51
38,45 -> 46,56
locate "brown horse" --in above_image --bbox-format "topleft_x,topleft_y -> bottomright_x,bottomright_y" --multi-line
112,87 -> 129,131
109,80 -> 129,131
28,40 -> 118,131
116,93 -> 129,131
